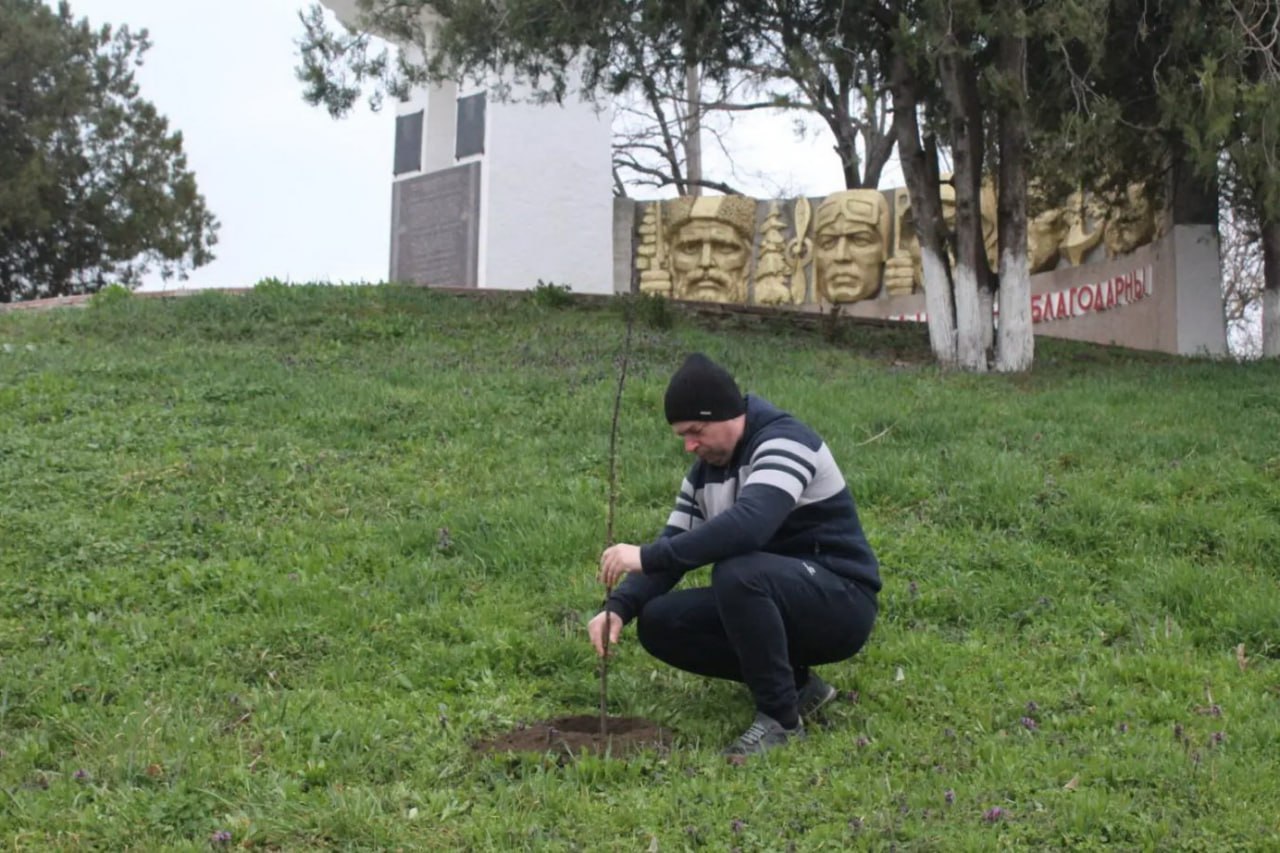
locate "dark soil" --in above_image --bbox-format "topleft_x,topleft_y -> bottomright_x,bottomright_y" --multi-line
472,715 -> 671,758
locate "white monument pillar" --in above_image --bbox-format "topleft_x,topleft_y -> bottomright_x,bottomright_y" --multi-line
319,1 -> 616,295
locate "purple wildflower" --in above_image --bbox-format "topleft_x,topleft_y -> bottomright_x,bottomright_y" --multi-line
73,769 -> 89,782
945,789 -> 956,805
1025,701 -> 1039,713
211,830 -> 232,845
909,581 -> 919,599
844,690 -> 860,704
1118,722 -> 1129,734
984,807 -> 1004,823
1211,731 -> 1226,746
1020,716 -> 1038,731
856,736 -> 870,748
731,819 -> 745,834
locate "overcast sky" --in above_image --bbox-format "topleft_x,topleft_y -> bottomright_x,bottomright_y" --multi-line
63,0 -> 864,292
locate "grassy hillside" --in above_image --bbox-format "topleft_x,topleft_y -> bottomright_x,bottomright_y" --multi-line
2,284 -> 1278,850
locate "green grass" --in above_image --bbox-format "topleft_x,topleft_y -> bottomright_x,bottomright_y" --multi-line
2,284 -> 1278,850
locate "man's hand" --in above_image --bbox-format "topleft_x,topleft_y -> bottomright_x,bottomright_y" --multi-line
587,610 -> 624,657
883,254 -> 920,296
599,543 -> 643,587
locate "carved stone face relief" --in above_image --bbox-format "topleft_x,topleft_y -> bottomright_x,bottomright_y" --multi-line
1028,206 -> 1071,273
812,190 -> 890,304
884,179 -> 998,294
664,196 -> 756,304
1104,185 -> 1157,258
634,182 -> 1161,309
669,220 -> 750,303
1061,191 -> 1106,266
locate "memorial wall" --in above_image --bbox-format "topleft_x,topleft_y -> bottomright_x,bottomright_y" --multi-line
615,181 -> 1226,356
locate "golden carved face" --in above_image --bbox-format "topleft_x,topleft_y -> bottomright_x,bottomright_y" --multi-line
813,191 -> 890,303
890,179 -> 997,287
670,219 -> 750,303
941,182 -> 999,269
1061,191 -> 1105,265
1104,185 -> 1156,257
1028,206 -> 1070,273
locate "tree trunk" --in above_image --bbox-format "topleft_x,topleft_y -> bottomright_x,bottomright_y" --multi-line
979,287 -> 995,354
889,52 -> 957,366
939,46 -> 989,372
1263,220 -> 1280,358
994,19 -> 1034,373
836,130 -> 861,189
861,91 -> 896,190
685,61 -> 702,197
830,65 -> 863,189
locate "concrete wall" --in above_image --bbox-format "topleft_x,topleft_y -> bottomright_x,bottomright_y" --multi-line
321,2 -> 616,296
384,74 -> 613,295
482,88 -> 614,294
1172,225 -> 1229,355
792,229 -> 1219,355
616,197 -> 1228,357
419,82 -> 459,174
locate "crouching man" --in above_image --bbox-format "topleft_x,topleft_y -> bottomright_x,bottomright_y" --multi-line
591,353 -> 881,756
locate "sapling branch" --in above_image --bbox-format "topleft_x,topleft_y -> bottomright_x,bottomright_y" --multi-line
599,304 -> 635,737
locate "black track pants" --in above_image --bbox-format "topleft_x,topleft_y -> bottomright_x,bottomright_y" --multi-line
634,551 -> 877,725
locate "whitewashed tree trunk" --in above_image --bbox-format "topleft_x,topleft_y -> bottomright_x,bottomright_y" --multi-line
889,52 -> 958,367
952,262 -> 986,370
938,46 -> 988,372
996,247 -> 1033,371
920,248 -> 958,365
980,286 -> 995,354
994,18 -> 1033,373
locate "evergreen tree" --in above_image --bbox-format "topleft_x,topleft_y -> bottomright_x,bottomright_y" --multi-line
0,0 -> 217,302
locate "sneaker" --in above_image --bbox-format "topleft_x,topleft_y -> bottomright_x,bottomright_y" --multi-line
723,712 -> 806,756
797,673 -> 838,720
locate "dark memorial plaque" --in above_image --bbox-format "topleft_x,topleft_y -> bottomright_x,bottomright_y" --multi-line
455,93 -> 486,159
389,162 -> 481,288
393,110 -> 423,176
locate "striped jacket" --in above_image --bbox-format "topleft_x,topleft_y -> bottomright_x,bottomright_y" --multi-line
607,395 -> 880,622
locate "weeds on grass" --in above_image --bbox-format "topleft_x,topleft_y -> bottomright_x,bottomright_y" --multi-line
529,279 -> 574,309
1,285 -> 1278,849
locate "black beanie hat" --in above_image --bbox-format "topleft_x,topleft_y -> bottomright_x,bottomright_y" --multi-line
664,353 -> 746,424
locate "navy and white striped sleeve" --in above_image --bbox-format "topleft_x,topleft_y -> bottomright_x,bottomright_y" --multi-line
662,476 -> 704,534
744,437 -> 818,499
603,470 -> 703,621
